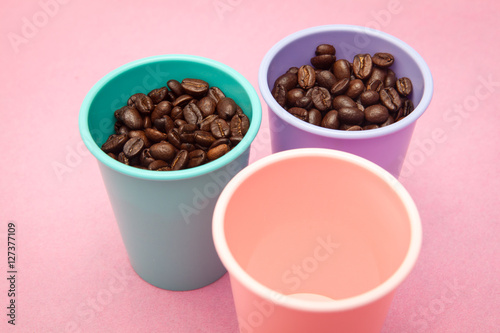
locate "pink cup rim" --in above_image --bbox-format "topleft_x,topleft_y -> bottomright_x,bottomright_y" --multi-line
213,148 -> 422,312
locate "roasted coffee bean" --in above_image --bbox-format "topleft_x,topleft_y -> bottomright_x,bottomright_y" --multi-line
272,84 -> 287,107
102,134 -> 128,153
287,67 -> 299,74
338,107 -> 364,125
148,87 -> 168,104
188,149 -> 207,168
143,116 -> 152,129
151,101 -> 172,122
217,97 -> 237,120
170,105 -> 184,120
311,87 -> 332,112
316,70 -> 337,90
179,123 -> 197,133
288,107 -> 308,121
296,96 -> 313,109
199,114 -> 218,132
131,93 -> 154,114
315,44 -> 335,56
117,152 -> 130,165
140,148 -> 155,167
148,159 -> 169,170
367,79 -> 383,92
356,102 -> 365,112
396,77 -> 413,96
367,67 -> 387,87
171,150 -> 189,170
128,130 -> 151,148
332,59 -> 351,79
229,135 -> 243,146
365,105 -> 389,124
333,95 -> 357,110
167,80 -> 184,97
180,142 -> 196,151
321,110 -> 340,129
154,115 -> 174,133
286,88 -> 306,107
194,130 -> 216,147
353,54 -> 373,80
207,144 -> 230,161
380,115 -> 395,127
107,152 -> 117,159
401,99 -> 414,117
360,90 -> 380,106
123,137 -> 144,158
363,124 -> 379,130
346,125 -> 362,131
145,127 -> 168,142
273,73 -> 298,91
372,53 -> 394,68
181,78 -> 209,98
167,129 -> 182,149
297,65 -> 316,89
384,69 -> 397,88
230,113 -> 250,136
173,94 -> 193,107
380,87 -> 402,112
116,125 -> 129,136
149,142 -> 176,161
311,54 -> 336,70
210,138 -> 231,150
197,96 -> 217,117
207,86 -> 226,103
345,79 -> 365,99
211,118 -> 231,139
165,91 -> 176,102
330,78 -> 350,96
174,119 -> 187,127
183,103 -> 203,124
307,108 -> 322,126
120,106 -> 143,130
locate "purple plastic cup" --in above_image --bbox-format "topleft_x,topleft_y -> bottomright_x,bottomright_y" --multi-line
258,25 -> 433,177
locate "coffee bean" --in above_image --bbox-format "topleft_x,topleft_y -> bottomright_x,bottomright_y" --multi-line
307,108 -> 322,126
296,96 -> 313,109
180,143 -> 196,152
287,67 -> 299,74
117,152 -> 130,165
230,113 -> 250,136
128,130 -> 151,148
363,124 -> 379,130
311,87 -> 332,112
171,150 -> 189,170
396,77 -> 413,96
346,79 -> 365,99
384,69 -> 397,88
148,87 -> 168,104
173,119 -> 187,128
338,107 -> 364,125
120,106 -> 142,130
311,54 -> 336,70
321,110 -> 340,129
367,79 -> 383,92
102,134 -> 128,153
210,138 -> 231,150
367,67 -> 387,87
188,149 -> 207,168
229,135 -> 243,146
123,137 -> 144,158
181,78 -> 209,98
217,97 -> 237,120
151,101 -> 172,122
149,142 -> 176,161
316,70 -> 337,90
380,87 -> 402,112
197,96 -> 217,117
167,80 -> 184,97
360,90 -> 380,106
332,59 -> 351,79
140,148 -> 155,167
145,127 -> 168,142
272,84 -> 287,107
330,78 -> 350,96
199,114 -> 218,132
131,93 -> 154,114
315,44 -> 335,56
207,86 -> 226,103
333,95 -> 357,110
380,115 -> 395,127
183,103 -> 203,124
346,125 -> 362,131
286,88 -> 305,107
353,54 -> 373,80
211,118 -> 231,139
173,94 -> 193,107
297,65 -> 316,89
170,105 -> 184,120
273,73 -> 298,91
143,116 -> 152,129
148,159 -> 170,170
207,144 -> 230,161
372,53 -> 394,68
167,129 -> 182,149
288,107 -> 308,121
194,130 -> 216,147
365,105 -> 389,124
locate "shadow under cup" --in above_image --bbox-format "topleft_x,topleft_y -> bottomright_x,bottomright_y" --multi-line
79,55 -> 262,291
259,25 -> 433,178
213,149 -> 422,332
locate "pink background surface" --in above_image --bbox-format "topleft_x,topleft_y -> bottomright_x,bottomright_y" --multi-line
1,0 -> 499,332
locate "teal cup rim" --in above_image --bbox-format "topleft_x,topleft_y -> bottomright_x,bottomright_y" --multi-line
79,55 -> 262,180
258,24 -> 433,140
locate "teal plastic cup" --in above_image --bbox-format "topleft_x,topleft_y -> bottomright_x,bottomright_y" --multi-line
79,55 -> 262,291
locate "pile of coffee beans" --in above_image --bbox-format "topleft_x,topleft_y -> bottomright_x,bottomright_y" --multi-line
101,79 -> 250,171
272,44 -> 414,130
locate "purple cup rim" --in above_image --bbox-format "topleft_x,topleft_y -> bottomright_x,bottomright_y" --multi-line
258,24 -> 433,139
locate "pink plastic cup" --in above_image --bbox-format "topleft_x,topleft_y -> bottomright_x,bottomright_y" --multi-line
258,25 -> 433,177
213,148 -> 422,333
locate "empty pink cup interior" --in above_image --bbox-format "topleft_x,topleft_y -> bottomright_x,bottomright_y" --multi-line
221,150 -> 416,301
